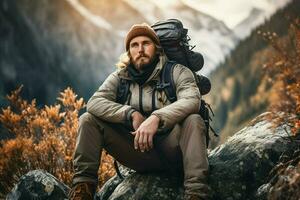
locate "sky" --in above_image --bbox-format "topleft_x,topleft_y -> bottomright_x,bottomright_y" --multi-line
180,0 -> 290,28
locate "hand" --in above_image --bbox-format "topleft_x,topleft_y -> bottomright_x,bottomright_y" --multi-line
131,115 -> 160,152
131,111 -> 145,130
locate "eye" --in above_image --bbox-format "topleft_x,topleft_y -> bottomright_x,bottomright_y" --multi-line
143,41 -> 151,46
130,42 -> 138,48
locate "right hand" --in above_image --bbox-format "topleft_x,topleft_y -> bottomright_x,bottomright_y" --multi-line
131,115 -> 160,152
131,111 -> 145,130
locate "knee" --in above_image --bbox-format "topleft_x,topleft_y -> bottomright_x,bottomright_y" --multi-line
182,114 -> 206,132
79,112 -> 97,126
183,114 -> 204,125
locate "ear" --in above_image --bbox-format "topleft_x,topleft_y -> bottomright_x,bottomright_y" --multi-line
127,51 -> 132,59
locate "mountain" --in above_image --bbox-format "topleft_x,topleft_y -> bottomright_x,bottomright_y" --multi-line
234,7 -> 266,39
233,0 -> 291,39
0,0 -> 121,107
207,0 -> 300,146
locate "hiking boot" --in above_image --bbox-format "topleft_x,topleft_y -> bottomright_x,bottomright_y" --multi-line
68,182 -> 96,200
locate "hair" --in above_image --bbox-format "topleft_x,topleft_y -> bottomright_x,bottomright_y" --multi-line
115,44 -> 163,69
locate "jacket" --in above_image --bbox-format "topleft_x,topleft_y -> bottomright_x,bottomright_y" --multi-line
86,54 -> 201,130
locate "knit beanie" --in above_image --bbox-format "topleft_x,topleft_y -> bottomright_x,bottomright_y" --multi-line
125,23 -> 160,51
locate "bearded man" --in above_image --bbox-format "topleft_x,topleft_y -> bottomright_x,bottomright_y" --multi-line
69,23 -> 209,200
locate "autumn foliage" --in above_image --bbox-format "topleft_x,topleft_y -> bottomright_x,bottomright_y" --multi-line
0,86 -> 115,197
259,18 -> 300,136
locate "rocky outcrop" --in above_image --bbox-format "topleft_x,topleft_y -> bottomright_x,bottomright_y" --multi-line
7,114 -> 299,200
208,115 -> 298,200
98,114 -> 298,200
6,170 -> 69,200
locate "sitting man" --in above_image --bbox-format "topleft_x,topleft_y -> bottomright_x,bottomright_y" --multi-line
69,23 -> 209,200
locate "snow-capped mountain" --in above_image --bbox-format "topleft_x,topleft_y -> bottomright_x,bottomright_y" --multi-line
234,8 -> 266,39
233,0 -> 292,39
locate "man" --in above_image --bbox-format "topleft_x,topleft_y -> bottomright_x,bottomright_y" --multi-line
69,23 -> 209,200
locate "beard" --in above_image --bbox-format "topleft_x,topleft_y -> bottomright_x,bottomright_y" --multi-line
132,53 -> 157,70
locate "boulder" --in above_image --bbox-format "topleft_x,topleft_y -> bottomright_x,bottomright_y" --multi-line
6,169 -> 69,200
208,115 -> 298,200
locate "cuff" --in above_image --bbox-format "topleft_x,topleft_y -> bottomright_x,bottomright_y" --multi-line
124,107 -> 136,129
151,113 -> 168,134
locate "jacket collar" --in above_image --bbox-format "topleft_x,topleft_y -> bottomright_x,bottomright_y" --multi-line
118,54 -> 168,84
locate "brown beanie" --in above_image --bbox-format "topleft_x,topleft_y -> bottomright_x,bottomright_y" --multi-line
125,23 -> 160,51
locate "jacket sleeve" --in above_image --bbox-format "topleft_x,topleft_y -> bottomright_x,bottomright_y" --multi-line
151,64 -> 201,129
86,71 -> 135,124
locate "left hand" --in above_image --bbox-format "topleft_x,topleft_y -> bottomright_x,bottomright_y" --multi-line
131,115 -> 160,152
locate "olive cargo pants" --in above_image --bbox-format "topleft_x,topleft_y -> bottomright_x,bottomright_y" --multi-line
72,112 -> 209,197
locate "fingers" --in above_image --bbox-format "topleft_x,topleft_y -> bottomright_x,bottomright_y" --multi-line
133,128 -> 154,152
148,134 -> 153,149
139,133 -> 147,152
143,134 -> 149,151
133,131 -> 139,150
134,131 -> 146,152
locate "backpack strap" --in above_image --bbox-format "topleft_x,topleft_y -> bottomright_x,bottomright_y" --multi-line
116,78 -> 131,104
156,61 -> 177,103
158,61 -> 218,147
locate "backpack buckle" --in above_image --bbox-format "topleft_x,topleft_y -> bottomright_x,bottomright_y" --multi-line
156,83 -> 171,91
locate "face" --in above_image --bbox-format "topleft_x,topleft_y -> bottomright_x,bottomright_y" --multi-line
129,36 -> 156,71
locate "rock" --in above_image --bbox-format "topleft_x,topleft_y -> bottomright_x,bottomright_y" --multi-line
99,114 -> 297,200
6,169 -> 69,200
256,183 -> 271,200
7,114 -> 298,200
97,164 -> 134,200
209,116 -> 299,200
208,116 -> 297,200
105,173 -> 184,200
257,148 -> 300,200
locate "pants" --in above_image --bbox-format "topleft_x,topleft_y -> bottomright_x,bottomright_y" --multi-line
72,112 -> 209,197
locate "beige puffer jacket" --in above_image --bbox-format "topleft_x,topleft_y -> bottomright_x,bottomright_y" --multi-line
86,54 -> 201,130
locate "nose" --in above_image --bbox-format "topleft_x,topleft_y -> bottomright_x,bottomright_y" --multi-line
138,44 -> 144,53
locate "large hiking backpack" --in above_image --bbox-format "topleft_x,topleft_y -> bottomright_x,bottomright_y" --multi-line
151,19 -> 204,72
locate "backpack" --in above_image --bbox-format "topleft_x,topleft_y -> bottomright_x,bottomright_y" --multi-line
151,19 -> 204,72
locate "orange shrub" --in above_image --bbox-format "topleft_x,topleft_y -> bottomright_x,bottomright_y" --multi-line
259,18 -> 300,136
0,86 -> 115,197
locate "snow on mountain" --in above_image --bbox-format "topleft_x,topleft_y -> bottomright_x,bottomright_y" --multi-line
233,0 -> 292,39
66,0 -> 112,30
234,8 -> 265,39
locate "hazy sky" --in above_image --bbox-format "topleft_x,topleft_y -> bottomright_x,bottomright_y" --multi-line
181,0 -> 290,28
